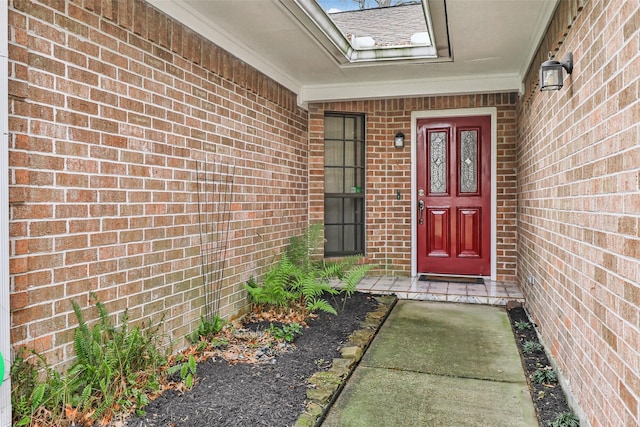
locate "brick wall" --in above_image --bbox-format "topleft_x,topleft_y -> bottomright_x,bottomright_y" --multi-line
8,0 -> 308,366
309,95 -> 518,280
517,0 -> 640,424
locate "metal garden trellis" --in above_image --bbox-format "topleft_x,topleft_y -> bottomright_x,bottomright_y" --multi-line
195,159 -> 236,322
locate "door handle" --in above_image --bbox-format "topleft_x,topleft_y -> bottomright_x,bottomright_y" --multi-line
418,200 -> 424,225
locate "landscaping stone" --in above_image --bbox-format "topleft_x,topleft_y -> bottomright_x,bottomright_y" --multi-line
348,329 -> 374,346
306,402 -> 324,417
309,371 -> 342,388
340,346 -> 363,361
294,413 -> 316,427
306,385 -> 335,403
293,293 -> 397,427
330,357 -> 354,376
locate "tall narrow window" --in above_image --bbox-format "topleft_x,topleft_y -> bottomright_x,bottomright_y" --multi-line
324,113 -> 365,256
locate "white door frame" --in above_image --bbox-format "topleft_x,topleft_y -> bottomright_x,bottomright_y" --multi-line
410,107 -> 498,280
1,2 -> 11,425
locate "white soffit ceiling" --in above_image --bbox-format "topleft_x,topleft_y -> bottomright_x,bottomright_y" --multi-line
148,0 -> 559,104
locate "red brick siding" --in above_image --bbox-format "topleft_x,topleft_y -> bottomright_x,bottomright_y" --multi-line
8,0 -> 308,366
309,95 -> 518,280
517,0 -> 640,424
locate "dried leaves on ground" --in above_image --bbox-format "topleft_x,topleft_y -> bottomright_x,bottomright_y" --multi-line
126,292 -> 379,427
508,305 -> 576,426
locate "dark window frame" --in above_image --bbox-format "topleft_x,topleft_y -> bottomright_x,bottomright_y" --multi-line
323,112 -> 366,257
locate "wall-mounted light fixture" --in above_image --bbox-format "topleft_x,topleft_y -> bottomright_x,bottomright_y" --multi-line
540,52 -> 573,91
394,132 -> 405,148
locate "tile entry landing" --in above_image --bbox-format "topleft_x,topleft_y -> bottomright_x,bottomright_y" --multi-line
356,276 -> 524,306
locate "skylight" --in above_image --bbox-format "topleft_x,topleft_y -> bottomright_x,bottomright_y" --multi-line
317,0 -> 431,48
286,0 -> 445,64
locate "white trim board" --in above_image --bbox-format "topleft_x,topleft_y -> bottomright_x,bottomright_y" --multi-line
0,1 -> 11,424
410,107 -> 498,281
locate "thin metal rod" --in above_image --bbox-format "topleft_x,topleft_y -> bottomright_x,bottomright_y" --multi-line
195,160 -> 209,320
196,158 -> 235,322
213,162 -> 235,317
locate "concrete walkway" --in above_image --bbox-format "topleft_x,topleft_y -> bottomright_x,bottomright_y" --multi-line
322,300 -> 537,427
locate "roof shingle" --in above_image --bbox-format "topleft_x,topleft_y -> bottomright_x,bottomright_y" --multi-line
328,2 -> 428,47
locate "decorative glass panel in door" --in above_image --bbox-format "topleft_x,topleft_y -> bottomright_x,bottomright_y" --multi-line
429,131 -> 447,194
459,130 -> 478,194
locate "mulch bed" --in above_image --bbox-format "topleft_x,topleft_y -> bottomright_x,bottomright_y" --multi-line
125,296 -> 575,427
507,305 -> 575,426
125,292 -> 379,427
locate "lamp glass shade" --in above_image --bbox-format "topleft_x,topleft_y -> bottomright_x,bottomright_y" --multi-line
394,132 -> 405,148
540,53 -> 573,91
540,63 -> 564,91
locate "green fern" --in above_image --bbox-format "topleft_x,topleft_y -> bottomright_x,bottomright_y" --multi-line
30,383 -> 46,412
299,275 -> 334,299
72,300 -> 94,366
337,262 -> 373,296
306,297 -> 338,315
245,270 -> 296,307
245,223 -> 374,315
320,255 -> 359,278
69,294 -> 167,422
10,350 -> 74,425
11,296 -> 168,426
287,222 -> 324,271
94,295 -> 111,330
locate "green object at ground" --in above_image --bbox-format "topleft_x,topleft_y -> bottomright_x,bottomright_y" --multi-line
323,301 -> 537,427
0,352 -> 4,386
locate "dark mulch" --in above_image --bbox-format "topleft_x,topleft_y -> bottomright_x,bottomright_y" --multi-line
507,305 -> 575,426
126,292 -> 379,427
126,297 -> 574,427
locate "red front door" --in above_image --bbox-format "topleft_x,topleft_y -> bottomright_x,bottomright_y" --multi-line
416,116 -> 491,276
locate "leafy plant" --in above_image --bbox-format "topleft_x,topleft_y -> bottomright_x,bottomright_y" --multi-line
515,320 -> 532,330
549,412 -> 580,427
522,341 -> 543,353
245,223 -> 374,315
11,293 -> 171,426
269,322 -> 303,342
286,221 -> 325,272
11,350 -> 76,427
244,255 -> 307,309
187,315 -> 226,344
166,354 -> 198,389
531,366 -> 558,384
69,294 -> 167,422
210,337 -> 229,348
